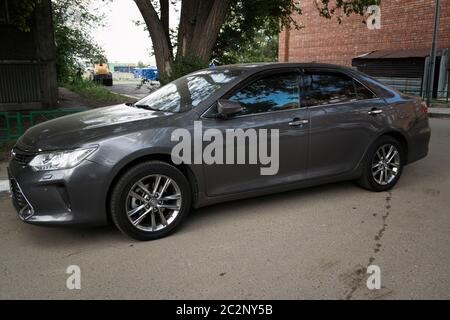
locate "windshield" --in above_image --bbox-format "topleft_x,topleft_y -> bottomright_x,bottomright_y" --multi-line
135,69 -> 243,113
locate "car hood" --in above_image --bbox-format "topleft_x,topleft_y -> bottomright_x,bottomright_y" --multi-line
17,104 -> 175,152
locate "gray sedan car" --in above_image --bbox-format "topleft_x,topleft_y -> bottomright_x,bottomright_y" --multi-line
8,63 -> 430,240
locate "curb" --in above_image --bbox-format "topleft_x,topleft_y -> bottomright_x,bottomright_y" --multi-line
0,180 -> 10,193
429,112 -> 450,119
116,93 -> 141,100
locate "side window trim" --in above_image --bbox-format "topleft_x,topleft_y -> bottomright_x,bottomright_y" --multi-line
352,77 -> 379,100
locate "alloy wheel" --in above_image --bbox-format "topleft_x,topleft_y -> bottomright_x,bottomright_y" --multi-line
126,174 -> 182,232
371,144 -> 401,186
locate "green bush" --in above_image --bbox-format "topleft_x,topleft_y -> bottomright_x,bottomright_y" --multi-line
167,55 -> 209,84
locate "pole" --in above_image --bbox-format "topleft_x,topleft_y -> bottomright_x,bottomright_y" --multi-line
426,0 -> 440,107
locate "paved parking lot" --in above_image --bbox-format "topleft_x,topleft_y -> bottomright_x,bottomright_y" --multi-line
0,118 -> 449,299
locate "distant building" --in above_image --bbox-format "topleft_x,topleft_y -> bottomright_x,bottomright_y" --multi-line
0,0 -> 57,111
109,63 -> 138,73
279,0 -> 450,98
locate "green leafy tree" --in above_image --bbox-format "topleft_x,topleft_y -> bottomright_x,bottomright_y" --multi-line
212,20 -> 279,65
7,0 -> 41,32
52,0 -> 108,82
134,0 -> 380,83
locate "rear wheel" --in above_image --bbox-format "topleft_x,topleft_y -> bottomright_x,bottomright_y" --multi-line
358,136 -> 404,192
110,161 -> 191,240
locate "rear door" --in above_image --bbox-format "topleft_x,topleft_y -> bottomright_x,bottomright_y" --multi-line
301,68 -> 388,179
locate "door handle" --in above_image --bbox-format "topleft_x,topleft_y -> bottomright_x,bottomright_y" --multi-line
368,109 -> 383,115
289,119 -> 309,126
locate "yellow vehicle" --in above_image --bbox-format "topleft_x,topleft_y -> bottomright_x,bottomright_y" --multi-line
92,63 -> 113,86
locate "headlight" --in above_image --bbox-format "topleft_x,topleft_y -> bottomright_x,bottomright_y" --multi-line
29,147 -> 97,171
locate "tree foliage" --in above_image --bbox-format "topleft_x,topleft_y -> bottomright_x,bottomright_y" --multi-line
212,0 -> 299,65
213,20 -> 279,65
7,0 -> 41,32
315,0 -> 381,22
52,0 -> 107,82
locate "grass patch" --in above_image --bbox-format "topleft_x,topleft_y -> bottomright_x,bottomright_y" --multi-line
63,80 -> 135,105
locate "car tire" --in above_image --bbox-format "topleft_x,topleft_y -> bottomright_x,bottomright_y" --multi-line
110,161 -> 191,241
357,135 -> 405,192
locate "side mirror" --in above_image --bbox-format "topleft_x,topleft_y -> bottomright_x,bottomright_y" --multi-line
217,100 -> 243,119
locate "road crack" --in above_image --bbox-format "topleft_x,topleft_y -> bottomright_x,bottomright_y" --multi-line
342,191 -> 392,300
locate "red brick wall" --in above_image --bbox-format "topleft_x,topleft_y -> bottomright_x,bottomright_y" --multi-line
279,0 -> 450,66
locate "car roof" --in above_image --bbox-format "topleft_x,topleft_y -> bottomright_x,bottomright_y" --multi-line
208,62 -> 354,73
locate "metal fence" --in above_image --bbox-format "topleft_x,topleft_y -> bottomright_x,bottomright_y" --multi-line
0,108 -> 85,142
400,90 -> 450,103
375,77 -> 424,97
0,61 -> 41,104
374,76 -> 449,103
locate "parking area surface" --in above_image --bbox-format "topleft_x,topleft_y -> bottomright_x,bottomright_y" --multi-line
105,80 -> 157,100
0,118 -> 449,299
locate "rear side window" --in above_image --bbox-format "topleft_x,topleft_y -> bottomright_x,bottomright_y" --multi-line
302,71 -> 356,107
355,81 -> 376,100
229,73 -> 300,116
301,71 -> 376,107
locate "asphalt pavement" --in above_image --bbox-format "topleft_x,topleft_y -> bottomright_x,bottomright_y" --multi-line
0,118 -> 449,299
105,80 -> 159,100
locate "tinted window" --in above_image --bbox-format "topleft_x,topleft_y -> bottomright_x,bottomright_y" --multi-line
355,81 -> 376,100
302,71 -> 357,107
229,73 -> 300,116
135,69 -> 242,113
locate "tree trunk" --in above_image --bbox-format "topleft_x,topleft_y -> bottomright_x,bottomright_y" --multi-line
189,0 -> 230,61
135,0 -> 231,82
176,0 -> 198,59
134,0 -> 173,82
159,0 -> 171,52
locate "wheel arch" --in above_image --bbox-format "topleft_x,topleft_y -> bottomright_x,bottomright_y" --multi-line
379,130 -> 409,164
104,153 -> 199,223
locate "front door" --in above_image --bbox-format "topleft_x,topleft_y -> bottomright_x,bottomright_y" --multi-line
201,70 -> 310,196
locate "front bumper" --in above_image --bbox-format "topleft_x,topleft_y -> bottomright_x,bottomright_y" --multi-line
8,158 -> 110,226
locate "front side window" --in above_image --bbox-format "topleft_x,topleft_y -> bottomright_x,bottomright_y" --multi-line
135,69 -> 243,113
228,73 -> 300,116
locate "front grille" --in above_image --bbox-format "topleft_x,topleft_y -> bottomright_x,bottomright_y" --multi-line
9,178 -> 34,220
12,149 -> 35,165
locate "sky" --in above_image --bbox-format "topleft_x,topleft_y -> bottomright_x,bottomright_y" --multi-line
93,0 -> 180,66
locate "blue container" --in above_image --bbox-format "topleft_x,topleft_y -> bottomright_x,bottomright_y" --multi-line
133,67 -> 159,81
133,68 -> 143,79
142,67 -> 159,81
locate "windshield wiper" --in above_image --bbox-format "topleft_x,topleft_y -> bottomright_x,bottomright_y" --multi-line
133,104 -> 160,112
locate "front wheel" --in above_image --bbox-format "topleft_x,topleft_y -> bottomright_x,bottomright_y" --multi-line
110,161 -> 191,240
358,136 -> 404,192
